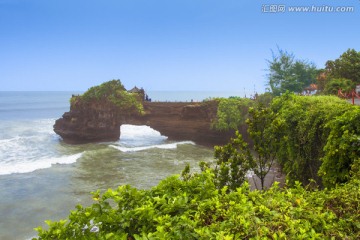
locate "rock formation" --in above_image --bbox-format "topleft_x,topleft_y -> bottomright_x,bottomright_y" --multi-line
53,80 -> 250,147
54,99 -> 242,146
54,96 -> 123,143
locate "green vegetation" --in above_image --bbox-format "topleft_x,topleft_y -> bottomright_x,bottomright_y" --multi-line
33,171 -> 360,239
212,132 -> 253,191
268,93 -> 358,187
266,48 -> 318,96
210,93 -> 360,189
320,107 -> 360,187
72,80 -> 144,115
325,48 -> 360,85
246,105 -> 280,190
33,92 -> 360,239
323,78 -> 355,95
265,48 -> 360,96
210,93 -> 274,133
212,97 -> 253,131
320,49 -> 360,95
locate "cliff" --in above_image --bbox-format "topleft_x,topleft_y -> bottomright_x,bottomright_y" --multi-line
54,97 -> 123,143
54,100 -> 241,147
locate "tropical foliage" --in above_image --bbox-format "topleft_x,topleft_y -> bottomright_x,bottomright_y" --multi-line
212,132 -> 254,191
33,171 -> 360,239
266,48 -> 318,96
325,48 -> 360,84
316,48 -> 360,95
71,80 -> 144,115
212,97 -> 253,131
323,78 -> 355,95
268,93 -> 359,188
246,105 -> 280,190
320,107 -> 360,187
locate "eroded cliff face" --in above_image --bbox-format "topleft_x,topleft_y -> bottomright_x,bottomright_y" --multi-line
126,101 -> 237,146
54,97 -> 124,143
54,99 -> 243,146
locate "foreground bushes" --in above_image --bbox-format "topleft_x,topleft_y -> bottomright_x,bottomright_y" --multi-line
269,93 -> 359,187
34,170 -> 360,239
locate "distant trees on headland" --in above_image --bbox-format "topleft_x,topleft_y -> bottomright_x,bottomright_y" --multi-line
266,47 -> 360,96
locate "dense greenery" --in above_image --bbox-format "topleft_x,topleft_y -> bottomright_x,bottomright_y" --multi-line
266,48 -> 318,96
72,80 -> 144,115
267,93 -> 359,188
265,48 -> 360,96
212,132 -> 253,191
34,170 -> 360,239
212,97 -> 253,131
323,78 -> 355,95
318,48 -> 360,95
320,107 -> 360,187
210,104 -> 282,191
325,48 -> 360,85
211,94 -> 273,132
210,93 -> 360,188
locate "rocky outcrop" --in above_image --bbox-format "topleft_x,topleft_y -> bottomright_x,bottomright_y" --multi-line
54,97 -> 124,143
126,101 -> 238,146
54,99 -> 244,146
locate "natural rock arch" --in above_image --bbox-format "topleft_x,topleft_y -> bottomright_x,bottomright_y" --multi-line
54,101 -> 240,147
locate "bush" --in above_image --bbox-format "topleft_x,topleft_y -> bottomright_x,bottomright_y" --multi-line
270,93 -> 356,187
212,97 -> 253,131
33,171 -> 360,239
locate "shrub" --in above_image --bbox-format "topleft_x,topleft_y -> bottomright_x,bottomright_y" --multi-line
33,171 -> 360,239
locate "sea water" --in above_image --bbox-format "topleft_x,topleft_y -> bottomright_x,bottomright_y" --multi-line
0,91 -> 247,240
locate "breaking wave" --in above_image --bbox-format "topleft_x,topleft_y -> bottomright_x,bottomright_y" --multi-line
110,141 -> 195,152
0,152 -> 83,175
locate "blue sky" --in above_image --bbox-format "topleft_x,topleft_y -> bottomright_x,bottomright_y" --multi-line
1,0 -> 359,92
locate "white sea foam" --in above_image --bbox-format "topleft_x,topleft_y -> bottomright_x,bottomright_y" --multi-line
0,152 -> 83,175
120,124 -> 168,146
0,118 -> 81,175
110,141 -> 195,152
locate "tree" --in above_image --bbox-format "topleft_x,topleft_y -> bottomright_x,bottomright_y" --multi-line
323,78 -> 355,95
211,103 -> 281,191
246,104 -> 280,190
213,132 -> 254,191
325,48 -> 360,84
267,48 -> 318,96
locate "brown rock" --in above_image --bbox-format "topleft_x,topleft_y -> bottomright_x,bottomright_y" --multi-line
54,99 -> 247,147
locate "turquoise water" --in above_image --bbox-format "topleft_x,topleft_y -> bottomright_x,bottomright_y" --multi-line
0,91 -> 237,239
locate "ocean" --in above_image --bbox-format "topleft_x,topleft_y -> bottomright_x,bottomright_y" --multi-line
0,90 -> 246,240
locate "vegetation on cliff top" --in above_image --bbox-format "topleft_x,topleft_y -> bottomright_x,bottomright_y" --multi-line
211,93 -> 273,131
71,80 -> 144,115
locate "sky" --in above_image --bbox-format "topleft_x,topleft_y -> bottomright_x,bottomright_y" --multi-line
1,0 -> 359,92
